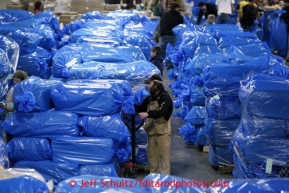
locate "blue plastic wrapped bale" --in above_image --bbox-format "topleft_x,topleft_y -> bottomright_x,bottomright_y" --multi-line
185,53 -> 227,76
0,35 -> 19,73
79,163 -> 119,177
195,126 -> 207,146
51,79 -> 133,116
17,47 -> 52,79
218,37 -> 262,49
136,145 -> 148,165
206,96 -> 241,120
270,17 -> 288,54
0,48 -> 11,80
0,174 -> 49,193
241,116 -> 289,138
189,15 -> 207,26
0,137 -> 9,169
7,30 -> 42,55
51,137 -> 116,165
79,114 -> 130,143
233,153 -> 253,178
82,20 -> 124,32
214,31 -> 257,42
172,24 -> 202,44
13,76 -> 61,112
240,75 -> 289,119
116,137 -> 132,163
136,128 -> 148,145
54,175 -> 146,193
13,160 -> 79,185
29,25 -> 57,51
207,178 -> 289,192
69,28 -> 122,45
2,110 -> 80,137
222,43 -> 270,57
190,84 -> 206,106
7,137 -> 52,162
209,145 -> 234,166
0,10 -> 32,24
104,10 -> 141,23
225,46 -> 259,64
233,132 -> 289,166
193,45 -> 223,58
52,43 -> 146,78
143,173 -> 207,193
133,87 -> 150,106
178,122 -> 196,143
63,60 -> 160,91
205,118 -> 240,147
203,57 -> 269,97
182,35 -> 218,58
203,24 -> 243,34
184,106 -> 206,125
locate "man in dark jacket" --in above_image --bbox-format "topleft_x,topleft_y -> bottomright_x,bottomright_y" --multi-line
136,74 -> 173,174
159,3 -> 184,59
197,2 -> 218,25
280,3 -> 289,61
150,46 -> 164,75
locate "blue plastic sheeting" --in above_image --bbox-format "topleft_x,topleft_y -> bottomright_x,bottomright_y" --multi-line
51,79 -> 133,116
79,163 -> 118,177
13,160 -> 79,185
190,84 -> 206,106
0,48 -> 11,79
209,145 -> 234,166
182,35 -> 218,58
195,126 -> 207,146
240,117 -> 289,138
133,88 -> 150,106
184,106 -> 206,125
185,53 -> 227,76
54,175 -> 146,193
29,25 -> 57,51
0,137 -> 8,169
233,132 -> 289,166
52,43 -> 146,78
2,110 -> 80,137
136,128 -> 148,145
7,30 -> 42,55
62,60 -> 160,91
206,96 -> 241,120
13,76 -> 62,112
51,137 -> 116,165
0,35 -> 19,72
205,118 -> 240,147
79,114 -> 130,143
32,10 -> 61,34
207,178 -> 289,192
239,75 -> 289,119
7,138 -> 52,162
0,175 -> 49,193
136,145 -> 148,165
222,43 -> 270,57
218,37 -> 261,49
179,122 -> 195,143
172,24 -> 202,44
202,24 -> 243,34
0,10 -> 33,24
193,45 -> 223,58
69,28 -> 122,45
17,50 -> 51,79
203,57 -> 268,97
189,15 -> 207,26
143,173 -> 207,192
103,10 -> 141,23
214,31 -> 257,41
270,17 -> 288,53
116,138 -> 132,163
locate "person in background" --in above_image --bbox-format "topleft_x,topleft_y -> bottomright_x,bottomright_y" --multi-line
236,0 -> 249,20
126,4 -> 135,11
204,14 -> 216,26
150,46 -> 164,76
136,74 -> 173,174
279,1 -> 289,62
215,0 -> 235,24
279,0 -> 285,8
152,0 -> 165,43
197,2 -> 217,25
159,3 -> 183,66
240,0 -> 257,31
34,1 -> 43,14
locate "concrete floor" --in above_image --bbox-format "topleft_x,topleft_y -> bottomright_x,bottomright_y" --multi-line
0,0 -> 234,182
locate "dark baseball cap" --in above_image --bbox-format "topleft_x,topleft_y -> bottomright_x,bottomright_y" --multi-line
144,74 -> 163,84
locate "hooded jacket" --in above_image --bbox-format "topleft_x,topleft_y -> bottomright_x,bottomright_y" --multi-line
160,9 -> 184,36
150,54 -> 164,75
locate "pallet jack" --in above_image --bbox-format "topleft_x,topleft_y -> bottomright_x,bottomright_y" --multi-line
121,113 -> 145,178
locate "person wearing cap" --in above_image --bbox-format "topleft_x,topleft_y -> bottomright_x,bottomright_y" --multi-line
135,74 -> 173,174
159,3 -> 184,60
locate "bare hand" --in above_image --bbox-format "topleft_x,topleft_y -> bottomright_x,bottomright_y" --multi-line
138,112 -> 148,119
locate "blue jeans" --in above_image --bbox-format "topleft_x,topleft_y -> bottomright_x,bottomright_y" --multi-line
216,13 -> 231,24
159,35 -> 177,59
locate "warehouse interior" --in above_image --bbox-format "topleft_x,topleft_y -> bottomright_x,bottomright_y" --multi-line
0,0 -> 289,192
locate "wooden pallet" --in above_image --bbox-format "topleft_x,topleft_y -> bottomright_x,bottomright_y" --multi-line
203,146 -> 209,153
137,164 -> 150,171
218,165 -> 234,174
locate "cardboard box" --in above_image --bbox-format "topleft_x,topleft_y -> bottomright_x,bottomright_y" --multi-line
104,4 -> 120,11
6,4 -> 25,10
